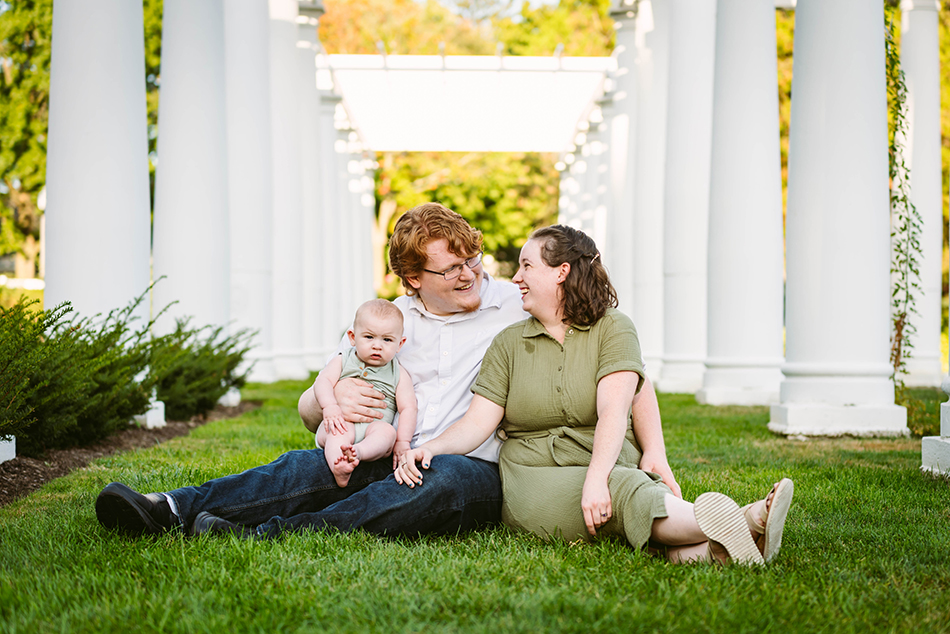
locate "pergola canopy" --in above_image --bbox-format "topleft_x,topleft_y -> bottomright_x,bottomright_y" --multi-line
325,54 -> 616,153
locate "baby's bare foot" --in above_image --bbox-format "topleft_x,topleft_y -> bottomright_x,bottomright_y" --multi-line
341,443 -> 361,465
330,450 -> 358,487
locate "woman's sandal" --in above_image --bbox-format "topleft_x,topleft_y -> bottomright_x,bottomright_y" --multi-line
693,492 -> 765,566
740,478 -> 794,563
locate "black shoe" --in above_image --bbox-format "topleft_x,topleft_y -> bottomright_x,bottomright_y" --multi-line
95,482 -> 176,535
191,512 -> 258,539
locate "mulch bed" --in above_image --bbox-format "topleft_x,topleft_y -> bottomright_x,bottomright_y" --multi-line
0,400 -> 260,509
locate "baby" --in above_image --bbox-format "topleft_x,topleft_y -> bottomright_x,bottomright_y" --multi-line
313,298 -> 417,487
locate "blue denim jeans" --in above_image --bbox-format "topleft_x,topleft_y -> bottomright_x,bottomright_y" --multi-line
167,449 -> 501,539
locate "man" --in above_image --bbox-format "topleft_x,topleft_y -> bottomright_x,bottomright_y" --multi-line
95,203 -> 680,538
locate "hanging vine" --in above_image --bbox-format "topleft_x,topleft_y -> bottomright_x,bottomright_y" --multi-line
885,8 -> 924,396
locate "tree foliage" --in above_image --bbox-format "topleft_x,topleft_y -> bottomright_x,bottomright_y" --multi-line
492,0 -> 614,56
0,0 -> 51,258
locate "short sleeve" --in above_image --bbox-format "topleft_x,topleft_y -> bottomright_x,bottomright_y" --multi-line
472,327 -> 516,409
595,310 -> 645,393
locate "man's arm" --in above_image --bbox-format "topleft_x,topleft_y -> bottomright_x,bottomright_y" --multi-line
631,375 -> 682,498
299,376 -> 388,434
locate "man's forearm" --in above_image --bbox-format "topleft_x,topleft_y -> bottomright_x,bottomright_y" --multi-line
298,384 -> 324,434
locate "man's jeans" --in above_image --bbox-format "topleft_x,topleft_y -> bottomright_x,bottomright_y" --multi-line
167,449 -> 501,539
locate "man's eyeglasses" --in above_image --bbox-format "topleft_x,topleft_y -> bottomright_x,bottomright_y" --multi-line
422,252 -> 484,281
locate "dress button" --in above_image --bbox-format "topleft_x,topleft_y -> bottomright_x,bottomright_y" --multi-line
568,329 -> 574,335
556,387 -> 561,392
558,366 -> 562,371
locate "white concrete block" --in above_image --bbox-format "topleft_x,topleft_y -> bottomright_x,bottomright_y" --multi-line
921,436 -> 950,476
217,387 -> 242,408
0,437 -> 15,464
133,400 -> 166,429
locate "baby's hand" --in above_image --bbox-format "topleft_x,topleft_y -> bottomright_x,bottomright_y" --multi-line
392,440 -> 412,470
324,412 -> 347,436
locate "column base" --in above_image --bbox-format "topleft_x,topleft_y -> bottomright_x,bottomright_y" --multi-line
697,363 -> 783,406
921,436 -> 950,476
655,359 -> 705,394
901,356 -> 944,388
272,351 -> 311,381
242,351 -> 277,384
768,403 -> 908,437
133,400 -> 166,429
0,436 -> 15,464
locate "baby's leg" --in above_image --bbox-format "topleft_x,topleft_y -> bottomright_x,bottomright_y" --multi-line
341,422 -> 397,468
324,424 -> 357,487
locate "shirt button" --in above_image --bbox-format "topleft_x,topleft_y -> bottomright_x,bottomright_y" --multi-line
568,329 -> 574,335
441,380 -> 447,385
362,371 -> 368,377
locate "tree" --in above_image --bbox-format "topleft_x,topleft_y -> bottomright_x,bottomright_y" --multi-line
492,0 -> 614,56
0,0 -> 51,267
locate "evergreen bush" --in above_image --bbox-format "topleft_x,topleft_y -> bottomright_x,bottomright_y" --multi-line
149,319 -> 254,421
0,290 -> 254,457
0,298 -> 72,441
13,294 -> 155,456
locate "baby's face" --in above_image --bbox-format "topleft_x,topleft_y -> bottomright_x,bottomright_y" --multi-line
347,313 -> 406,367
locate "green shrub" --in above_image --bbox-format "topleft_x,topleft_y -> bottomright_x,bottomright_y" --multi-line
149,319 -> 254,421
0,298 -> 72,441
13,294 -> 155,456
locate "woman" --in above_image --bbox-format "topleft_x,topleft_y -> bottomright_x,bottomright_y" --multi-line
395,225 -> 793,564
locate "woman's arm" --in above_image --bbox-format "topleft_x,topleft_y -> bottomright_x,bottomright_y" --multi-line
583,370 -> 640,536
631,376 -> 682,498
393,394 -> 504,487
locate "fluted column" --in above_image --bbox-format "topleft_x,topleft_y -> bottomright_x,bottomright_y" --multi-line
153,0 -> 230,333
45,1 -> 151,321
605,1 -> 638,313
630,0 -> 669,375
657,0 -> 715,393
899,0 -> 943,387
270,0 -> 309,379
298,2 -> 328,371
769,0 -> 907,435
696,0 -> 785,405
224,0 -> 276,382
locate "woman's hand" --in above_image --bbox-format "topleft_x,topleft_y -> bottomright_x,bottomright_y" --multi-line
393,447 -> 432,488
639,449 -> 682,498
581,473 -> 612,536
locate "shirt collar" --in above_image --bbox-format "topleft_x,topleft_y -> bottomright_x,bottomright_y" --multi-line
521,316 -> 592,338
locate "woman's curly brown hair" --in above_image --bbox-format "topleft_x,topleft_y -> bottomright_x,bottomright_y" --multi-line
531,225 -> 618,327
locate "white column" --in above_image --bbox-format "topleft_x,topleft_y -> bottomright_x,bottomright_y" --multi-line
769,0 -> 907,435
298,3 -> 327,371
320,93 -> 346,344
270,0 -> 309,379
657,0 -> 715,393
697,0 -> 785,405
152,0 -> 230,333
337,125 -> 358,328
45,1 -> 150,321
630,0 -> 669,375
899,0 -> 943,387
224,0 -> 276,383
605,2 -> 638,314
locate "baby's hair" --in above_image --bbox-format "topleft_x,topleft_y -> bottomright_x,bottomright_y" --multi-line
354,298 -> 404,334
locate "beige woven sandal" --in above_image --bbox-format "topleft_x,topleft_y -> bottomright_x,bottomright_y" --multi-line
741,478 -> 794,563
693,492 -> 765,566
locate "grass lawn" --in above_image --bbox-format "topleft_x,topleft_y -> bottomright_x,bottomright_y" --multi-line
1,379 -> 948,633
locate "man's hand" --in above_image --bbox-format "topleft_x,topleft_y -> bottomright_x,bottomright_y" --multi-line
335,377 -> 386,423
639,450 -> 682,498
393,447 -> 432,488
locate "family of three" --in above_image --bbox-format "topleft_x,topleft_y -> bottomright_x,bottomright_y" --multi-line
96,202 -> 794,564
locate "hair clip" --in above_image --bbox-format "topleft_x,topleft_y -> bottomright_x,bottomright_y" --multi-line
590,253 -> 600,264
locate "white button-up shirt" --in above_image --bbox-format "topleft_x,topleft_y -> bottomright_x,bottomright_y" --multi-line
333,274 -> 526,462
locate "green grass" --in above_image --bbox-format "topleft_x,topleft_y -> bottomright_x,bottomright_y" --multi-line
1,383 -> 949,633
